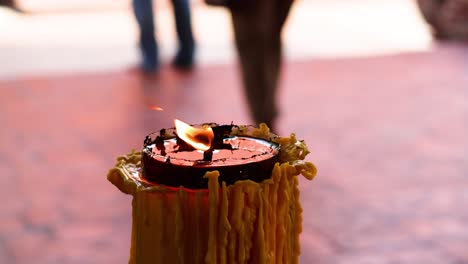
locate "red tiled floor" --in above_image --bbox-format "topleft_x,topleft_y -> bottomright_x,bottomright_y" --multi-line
0,42 -> 467,263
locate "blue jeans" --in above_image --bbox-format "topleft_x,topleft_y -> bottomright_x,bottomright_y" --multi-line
132,0 -> 195,70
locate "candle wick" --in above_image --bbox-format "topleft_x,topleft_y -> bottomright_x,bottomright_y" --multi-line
203,149 -> 213,162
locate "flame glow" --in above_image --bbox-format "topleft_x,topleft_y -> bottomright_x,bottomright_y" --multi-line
174,119 -> 214,151
149,105 -> 164,111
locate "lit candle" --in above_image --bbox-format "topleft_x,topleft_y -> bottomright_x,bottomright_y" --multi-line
142,120 -> 281,189
108,122 -> 317,264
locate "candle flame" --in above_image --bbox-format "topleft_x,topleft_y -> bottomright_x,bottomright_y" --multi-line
174,119 -> 214,151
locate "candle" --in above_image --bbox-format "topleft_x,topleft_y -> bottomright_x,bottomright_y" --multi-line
107,123 -> 317,264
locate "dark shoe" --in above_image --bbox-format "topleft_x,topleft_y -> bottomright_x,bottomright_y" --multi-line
138,43 -> 159,73
172,46 -> 194,70
140,57 -> 159,73
138,34 -> 159,73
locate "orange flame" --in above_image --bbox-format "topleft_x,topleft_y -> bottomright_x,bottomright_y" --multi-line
149,105 -> 164,111
174,119 -> 214,151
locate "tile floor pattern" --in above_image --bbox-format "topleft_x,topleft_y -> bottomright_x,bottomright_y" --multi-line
0,42 -> 467,263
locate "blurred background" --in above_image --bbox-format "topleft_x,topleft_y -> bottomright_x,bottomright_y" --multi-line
0,0 -> 467,263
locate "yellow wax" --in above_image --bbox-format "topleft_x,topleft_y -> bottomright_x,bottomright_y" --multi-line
107,124 -> 317,264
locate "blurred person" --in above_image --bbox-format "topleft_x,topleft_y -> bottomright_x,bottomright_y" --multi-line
418,0 -> 468,40
228,0 -> 293,131
0,0 -> 14,7
133,0 -> 195,72
0,0 -> 21,12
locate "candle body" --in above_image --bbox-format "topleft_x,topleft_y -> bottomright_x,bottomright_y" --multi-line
109,155 -> 312,264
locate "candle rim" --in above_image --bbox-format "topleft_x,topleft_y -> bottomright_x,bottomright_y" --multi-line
146,136 -> 280,167
107,123 -> 317,193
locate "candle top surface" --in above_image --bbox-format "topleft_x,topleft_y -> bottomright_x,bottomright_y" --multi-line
141,124 -> 284,188
109,123 -> 316,190
149,136 -> 279,167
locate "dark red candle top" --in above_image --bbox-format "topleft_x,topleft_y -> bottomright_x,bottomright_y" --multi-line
141,124 -> 280,189
151,136 -> 278,167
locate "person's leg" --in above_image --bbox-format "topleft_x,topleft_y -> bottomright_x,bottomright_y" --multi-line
231,5 -> 275,129
171,0 -> 195,69
0,0 -> 23,12
0,0 -> 14,7
230,0 -> 292,130
133,0 -> 159,71
437,0 -> 468,40
267,0 -> 294,108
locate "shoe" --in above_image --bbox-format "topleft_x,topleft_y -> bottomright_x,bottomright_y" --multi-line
172,46 -> 194,70
140,57 -> 159,73
138,38 -> 159,73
